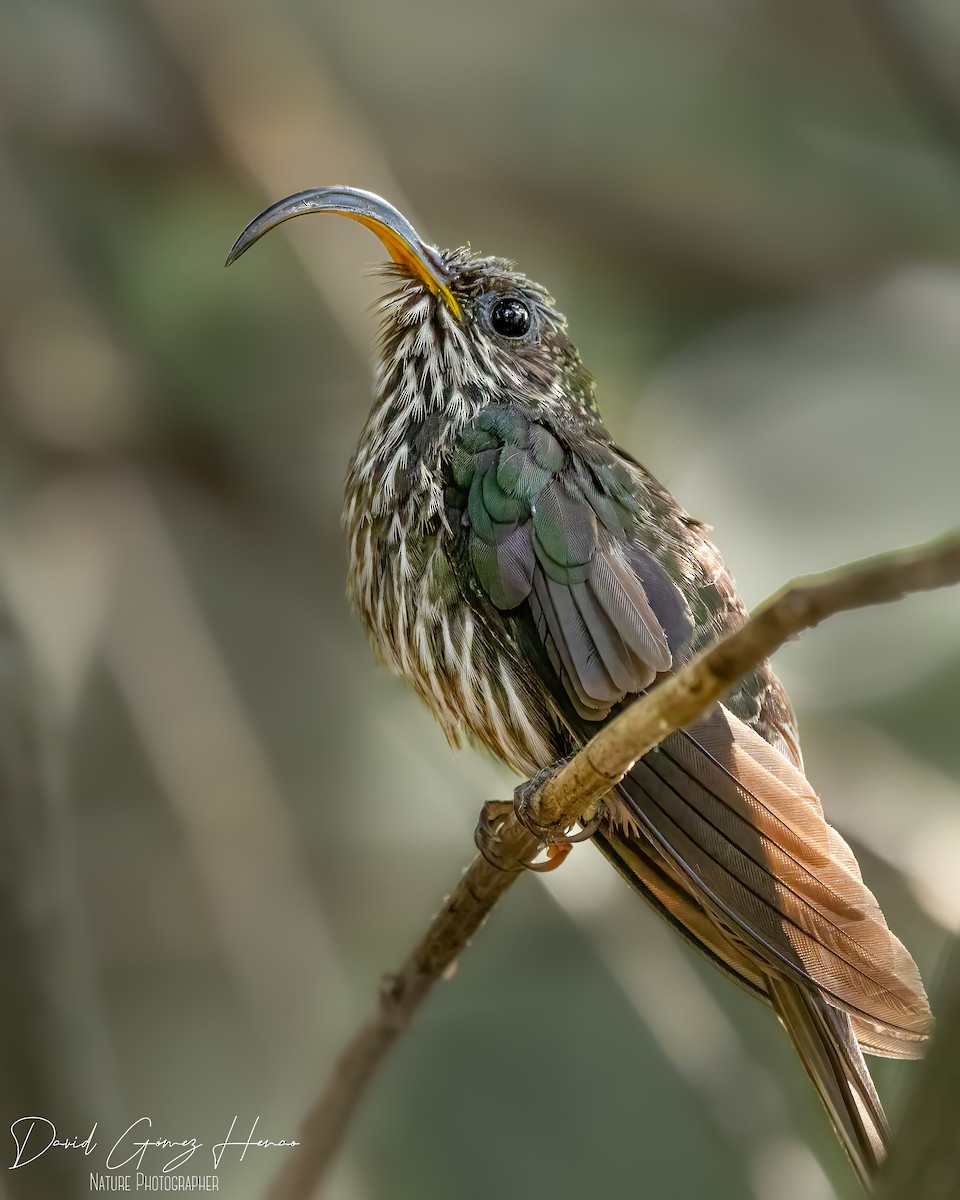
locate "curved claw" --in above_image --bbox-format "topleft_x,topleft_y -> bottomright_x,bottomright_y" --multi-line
523,841 -> 572,873
475,800 -> 527,872
563,809 -> 604,844
514,787 -> 603,847
475,794 -> 602,875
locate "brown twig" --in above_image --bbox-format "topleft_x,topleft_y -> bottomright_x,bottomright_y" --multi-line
268,529 -> 960,1200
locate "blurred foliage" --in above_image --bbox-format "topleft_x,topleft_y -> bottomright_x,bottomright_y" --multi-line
0,1 -> 958,1198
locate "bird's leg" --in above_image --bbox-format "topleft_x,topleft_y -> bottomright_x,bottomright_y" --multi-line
515,757 -> 604,866
474,800 -> 528,872
475,756 -> 603,873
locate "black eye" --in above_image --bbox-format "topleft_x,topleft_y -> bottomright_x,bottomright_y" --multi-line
490,297 -> 531,338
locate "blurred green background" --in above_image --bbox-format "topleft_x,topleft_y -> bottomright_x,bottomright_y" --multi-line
1,1 -> 959,1197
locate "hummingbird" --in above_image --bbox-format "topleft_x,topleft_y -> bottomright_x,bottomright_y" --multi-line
227,186 -> 932,1187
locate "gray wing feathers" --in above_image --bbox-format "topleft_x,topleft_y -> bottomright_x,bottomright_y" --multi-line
527,546 -> 673,719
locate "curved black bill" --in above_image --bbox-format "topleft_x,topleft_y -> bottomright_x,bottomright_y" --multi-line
226,185 -> 459,317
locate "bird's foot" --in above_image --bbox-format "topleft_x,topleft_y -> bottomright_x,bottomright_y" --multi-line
474,758 -> 603,874
474,800 -> 536,872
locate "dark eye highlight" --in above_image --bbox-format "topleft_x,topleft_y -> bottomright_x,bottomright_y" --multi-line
490,297 -> 531,338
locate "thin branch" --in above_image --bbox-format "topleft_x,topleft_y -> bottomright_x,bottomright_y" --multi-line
269,529 -> 960,1200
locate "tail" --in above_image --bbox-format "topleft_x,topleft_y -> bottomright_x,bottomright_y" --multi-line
597,706 -> 932,1186
596,826 -> 891,1188
766,974 -> 887,1189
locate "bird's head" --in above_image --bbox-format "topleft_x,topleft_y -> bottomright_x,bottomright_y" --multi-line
227,186 -> 599,425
